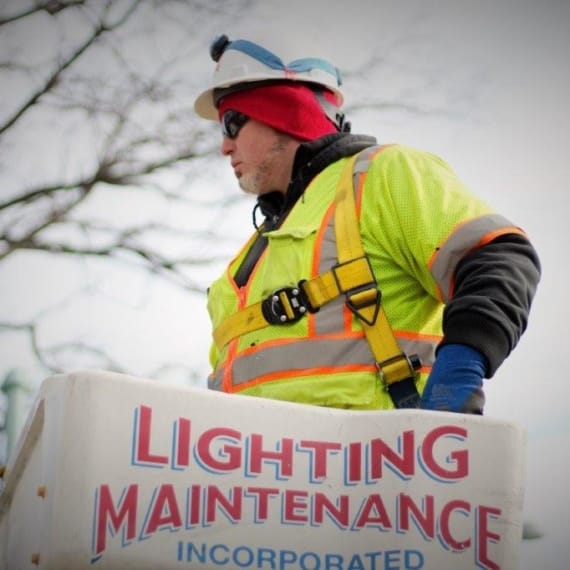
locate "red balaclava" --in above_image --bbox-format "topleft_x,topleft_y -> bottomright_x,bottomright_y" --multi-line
217,83 -> 339,141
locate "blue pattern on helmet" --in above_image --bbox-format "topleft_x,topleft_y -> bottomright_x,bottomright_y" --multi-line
227,40 -> 342,86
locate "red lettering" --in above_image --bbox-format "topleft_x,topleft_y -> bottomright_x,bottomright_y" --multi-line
175,418 -> 191,467
187,484 -> 201,525
439,499 -> 471,551
477,506 -> 502,570
134,406 -> 168,465
206,485 -> 242,523
369,431 -> 415,479
249,434 -> 294,477
298,440 -> 342,480
196,427 -> 241,471
245,487 -> 280,521
95,484 -> 138,555
354,494 -> 392,529
347,442 -> 362,483
313,492 -> 350,527
398,493 -> 435,539
283,490 -> 309,523
421,425 -> 468,481
144,484 -> 182,535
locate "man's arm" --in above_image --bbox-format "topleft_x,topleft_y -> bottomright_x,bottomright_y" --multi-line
421,233 -> 541,413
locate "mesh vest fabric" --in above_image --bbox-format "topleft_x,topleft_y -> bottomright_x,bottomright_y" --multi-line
206,144 -> 517,409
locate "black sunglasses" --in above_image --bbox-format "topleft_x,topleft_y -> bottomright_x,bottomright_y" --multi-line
221,110 -> 250,140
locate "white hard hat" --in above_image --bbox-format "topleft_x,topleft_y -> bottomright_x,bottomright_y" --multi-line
194,35 -> 345,121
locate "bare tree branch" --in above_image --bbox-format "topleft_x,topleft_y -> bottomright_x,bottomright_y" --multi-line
0,0 -> 444,381
0,0 -> 86,26
0,179 -> 92,211
0,0 -> 143,135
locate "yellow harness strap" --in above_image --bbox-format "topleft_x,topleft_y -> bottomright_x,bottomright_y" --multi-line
212,151 -> 418,388
212,256 -> 372,348
331,152 -> 418,387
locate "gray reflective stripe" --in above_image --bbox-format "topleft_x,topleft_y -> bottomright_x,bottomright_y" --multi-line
354,145 -> 383,175
209,335 -> 437,390
313,297 -> 346,336
430,214 -> 517,303
233,338 -> 373,385
314,198 -> 341,334
400,337 -> 437,369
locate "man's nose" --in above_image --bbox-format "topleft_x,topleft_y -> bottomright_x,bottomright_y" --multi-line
221,136 -> 234,155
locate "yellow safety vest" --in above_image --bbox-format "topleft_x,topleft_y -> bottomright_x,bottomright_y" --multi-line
207,144 -> 524,409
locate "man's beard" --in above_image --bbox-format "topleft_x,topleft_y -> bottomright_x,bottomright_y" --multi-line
238,137 -> 288,195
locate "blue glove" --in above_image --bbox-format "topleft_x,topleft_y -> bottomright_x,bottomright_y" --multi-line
420,344 -> 486,414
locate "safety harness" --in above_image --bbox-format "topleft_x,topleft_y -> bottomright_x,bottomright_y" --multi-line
213,147 -> 421,408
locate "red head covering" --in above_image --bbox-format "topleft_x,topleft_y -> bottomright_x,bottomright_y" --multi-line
217,83 -> 339,141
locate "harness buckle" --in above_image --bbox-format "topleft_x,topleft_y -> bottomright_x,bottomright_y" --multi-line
376,353 -> 422,388
261,286 -> 312,325
345,283 -> 381,325
331,256 -> 381,326
376,353 -> 422,409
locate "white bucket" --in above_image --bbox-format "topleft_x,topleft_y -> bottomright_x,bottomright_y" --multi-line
0,370 -> 525,569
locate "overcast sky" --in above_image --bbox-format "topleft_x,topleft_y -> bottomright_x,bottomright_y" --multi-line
1,1 -> 569,567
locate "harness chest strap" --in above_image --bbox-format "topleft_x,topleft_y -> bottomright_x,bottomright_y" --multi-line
212,255 -> 373,346
330,150 -> 420,388
212,150 -> 421,389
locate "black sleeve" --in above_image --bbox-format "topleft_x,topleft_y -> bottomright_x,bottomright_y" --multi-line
440,234 -> 541,377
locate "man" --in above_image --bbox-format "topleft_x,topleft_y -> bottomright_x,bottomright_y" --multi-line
194,35 -> 541,414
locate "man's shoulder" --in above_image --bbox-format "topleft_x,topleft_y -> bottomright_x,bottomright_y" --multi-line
362,143 -> 451,174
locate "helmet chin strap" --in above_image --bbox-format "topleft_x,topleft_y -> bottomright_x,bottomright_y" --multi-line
314,91 -> 351,133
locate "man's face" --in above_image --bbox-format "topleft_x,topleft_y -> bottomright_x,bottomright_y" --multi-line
220,117 -> 299,196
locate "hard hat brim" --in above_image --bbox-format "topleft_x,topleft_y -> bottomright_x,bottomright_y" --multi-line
194,87 -> 219,121
194,79 -> 344,122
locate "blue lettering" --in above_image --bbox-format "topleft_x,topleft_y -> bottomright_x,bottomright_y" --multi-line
405,550 -> 424,569
385,550 -> 400,570
300,551 -> 320,569
347,553 -> 366,570
210,543 -> 230,565
177,542 -> 425,570
186,542 -> 206,563
279,550 -> 298,568
258,548 -> 277,569
364,551 -> 383,570
325,553 -> 344,569
234,546 -> 255,567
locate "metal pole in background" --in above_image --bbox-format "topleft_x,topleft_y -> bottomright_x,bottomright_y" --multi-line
1,369 -> 32,461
